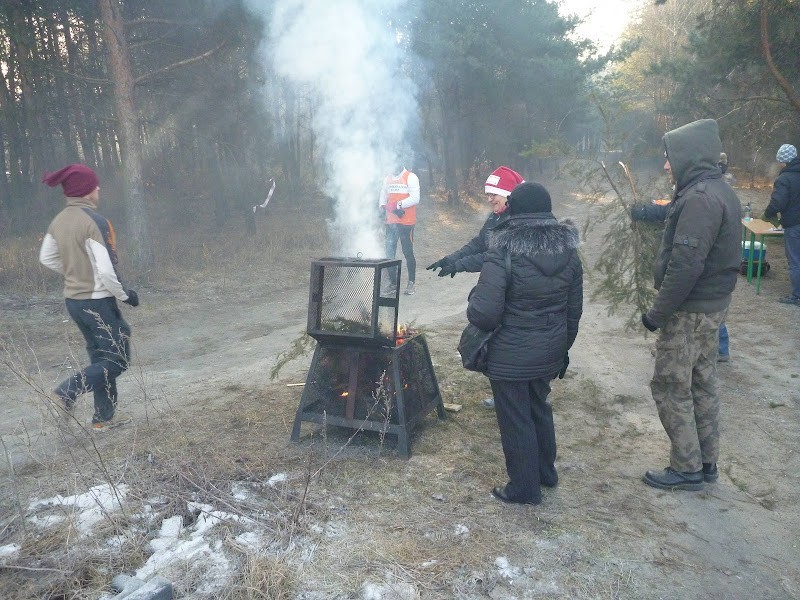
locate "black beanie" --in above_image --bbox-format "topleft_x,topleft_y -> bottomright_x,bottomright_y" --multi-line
507,182 -> 552,215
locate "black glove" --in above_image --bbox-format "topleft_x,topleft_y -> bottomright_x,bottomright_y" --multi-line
641,313 -> 658,332
438,262 -> 458,278
392,207 -> 405,218
558,353 -> 569,379
427,258 -> 451,272
123,289 -> 139,307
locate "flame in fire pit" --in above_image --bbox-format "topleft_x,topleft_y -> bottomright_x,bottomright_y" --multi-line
395,324 -> 418,346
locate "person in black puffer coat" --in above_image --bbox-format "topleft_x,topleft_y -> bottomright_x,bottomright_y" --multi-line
763,143 -> 800,304
427,166 -> 524,277
466,182 -> 583,505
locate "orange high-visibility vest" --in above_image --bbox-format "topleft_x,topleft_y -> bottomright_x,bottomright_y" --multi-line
384,170 -> 416,225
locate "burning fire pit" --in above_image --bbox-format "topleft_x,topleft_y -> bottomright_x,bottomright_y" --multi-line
291,257 -> 444,457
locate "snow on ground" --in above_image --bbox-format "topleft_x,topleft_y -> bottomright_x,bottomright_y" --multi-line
27,483 -> 128,536
19,479 -> 294,598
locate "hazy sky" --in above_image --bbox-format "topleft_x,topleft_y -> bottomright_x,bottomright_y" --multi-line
559,0 -> 645,52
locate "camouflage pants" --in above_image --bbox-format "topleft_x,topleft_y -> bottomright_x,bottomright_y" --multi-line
651,309 -> 727,473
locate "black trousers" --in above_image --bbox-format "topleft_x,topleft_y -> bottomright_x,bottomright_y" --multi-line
56,297 -> 131,423
490,377 -> 557,503
384,224 -> 416,283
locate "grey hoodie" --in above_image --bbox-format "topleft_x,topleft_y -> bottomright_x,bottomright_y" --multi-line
647,119 -> 742,326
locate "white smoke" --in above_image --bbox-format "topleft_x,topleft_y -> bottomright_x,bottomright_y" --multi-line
267,0 -> 418,258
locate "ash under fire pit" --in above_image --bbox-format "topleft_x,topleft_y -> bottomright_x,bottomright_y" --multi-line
291,257 -> 444,457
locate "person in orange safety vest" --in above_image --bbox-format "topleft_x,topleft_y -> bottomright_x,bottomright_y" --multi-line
379,167 -> 420,295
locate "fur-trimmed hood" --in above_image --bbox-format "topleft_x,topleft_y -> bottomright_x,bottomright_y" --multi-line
467,212 -> 584,381
488,213 -> 580,256
487,213 -> 580,277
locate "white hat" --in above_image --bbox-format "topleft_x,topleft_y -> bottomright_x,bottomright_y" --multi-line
776,144 -> 797,163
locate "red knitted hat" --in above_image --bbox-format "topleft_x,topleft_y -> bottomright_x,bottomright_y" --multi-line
485,166 -> 524,197
42,164 -> 99,198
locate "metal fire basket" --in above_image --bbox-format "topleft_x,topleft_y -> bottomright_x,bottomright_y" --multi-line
307,257 -> 401,346
291,257 -> 444,458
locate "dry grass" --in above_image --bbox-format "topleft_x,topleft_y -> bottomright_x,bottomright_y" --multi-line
1,314 -> 664,599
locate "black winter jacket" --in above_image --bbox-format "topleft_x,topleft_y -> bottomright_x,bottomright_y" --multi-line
764,158 -> 800,229
647,119 -> 741,327
444,210 -> 510,273
467,214 -> 583,381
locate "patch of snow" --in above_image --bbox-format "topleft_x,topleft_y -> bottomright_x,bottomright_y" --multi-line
26,513 -> 66,528
362,579 -> 418,600
28,483 -> 127,536
495,556 -> 520,581
267,473 -> 288,486
231,483 -> 251,500
419,559 -> 439,568
235,531 -> 266,554
159,515 -> 183,539
136,501 -> 251,586
0,543 -> 20,559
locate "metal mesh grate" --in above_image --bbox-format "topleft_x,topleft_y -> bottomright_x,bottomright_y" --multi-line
319,265 -> 375,335
307,258 -> 400,345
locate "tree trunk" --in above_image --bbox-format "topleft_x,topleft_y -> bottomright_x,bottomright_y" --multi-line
61,9 -> 97,164
760,0 -> 800,114
46,14 -> 80,161
439,86 -> 459,204
98,0 -> 154,272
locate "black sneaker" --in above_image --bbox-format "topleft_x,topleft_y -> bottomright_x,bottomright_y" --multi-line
53,392 -> 75,415
778,295 -> 800,305
643,467 -> 704,491
702,462 -> 718,483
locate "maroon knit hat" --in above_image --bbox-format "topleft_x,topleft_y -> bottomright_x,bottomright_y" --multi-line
42,164 -> 99,198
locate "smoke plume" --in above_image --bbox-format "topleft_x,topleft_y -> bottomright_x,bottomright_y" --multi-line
268,0 -> 418,258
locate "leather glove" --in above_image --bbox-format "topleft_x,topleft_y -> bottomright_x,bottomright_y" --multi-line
641,313 -> 658,332
426,258 -> 451,272
123,289 -> 139,307
558,353 -> 569,379
438,262 -> 458,278
392,208 -> 405,218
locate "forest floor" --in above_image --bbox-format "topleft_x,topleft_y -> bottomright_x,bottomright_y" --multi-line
1,172 -> 799,599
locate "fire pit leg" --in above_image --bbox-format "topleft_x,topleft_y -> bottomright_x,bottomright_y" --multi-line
289,334 -> 443,457
345,350 -> 359,420
391,356 -> 411,458
291,344 -> 323,442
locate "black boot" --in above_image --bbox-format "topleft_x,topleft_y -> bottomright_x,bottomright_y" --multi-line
643,467 -> 704,491
702,463 -> 718,483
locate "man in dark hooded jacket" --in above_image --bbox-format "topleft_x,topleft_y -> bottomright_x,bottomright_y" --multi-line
762,143 -> 800,305
467,182 -> 582,505
641,119 -> 741,491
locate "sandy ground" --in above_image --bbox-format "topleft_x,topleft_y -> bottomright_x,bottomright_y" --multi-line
1,174 -> 799,599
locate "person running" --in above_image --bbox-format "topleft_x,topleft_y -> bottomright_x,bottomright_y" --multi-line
39,164 -> 139,431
